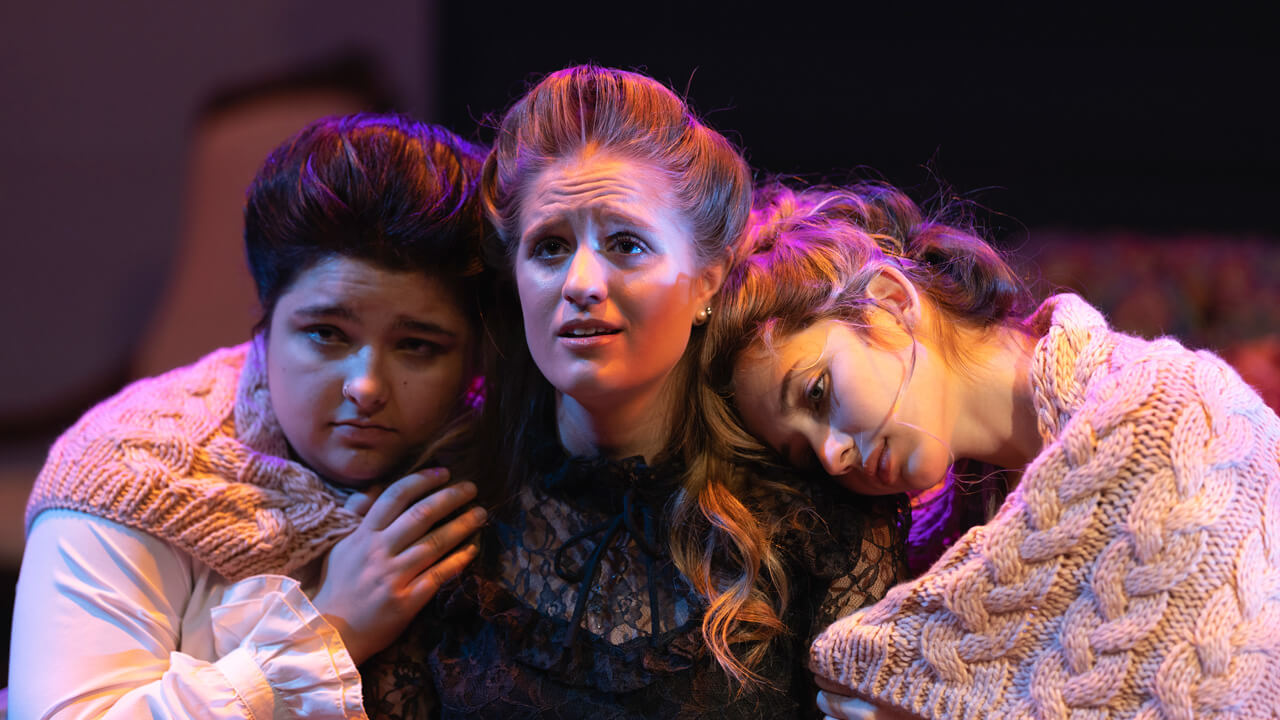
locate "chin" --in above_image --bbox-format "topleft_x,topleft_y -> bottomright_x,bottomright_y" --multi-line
552,374 -> 628,406
323,458 -> 401,490
324,472 -> 382,491
836,473 -> 903,496
915,452 -> 957,490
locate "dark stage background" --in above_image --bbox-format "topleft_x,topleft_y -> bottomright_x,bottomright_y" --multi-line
438,5 -> 1278,236
2,0 -> 1276,687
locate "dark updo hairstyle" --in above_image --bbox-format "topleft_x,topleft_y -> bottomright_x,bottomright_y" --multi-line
244,114 -> 490,472
476,66 -> 804,686
244,113 -> 488,332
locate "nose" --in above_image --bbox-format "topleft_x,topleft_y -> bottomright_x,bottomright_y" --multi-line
342,348 -> 389,415
818,426 -> 856,477
562,245 -> 608,309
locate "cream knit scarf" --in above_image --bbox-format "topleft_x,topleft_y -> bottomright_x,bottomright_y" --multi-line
25,336 -> 360,582
811,294 -> 1280,719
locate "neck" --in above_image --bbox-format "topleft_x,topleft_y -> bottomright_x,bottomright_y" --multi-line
555,367 -> 684,462
953,323 -> 1043,472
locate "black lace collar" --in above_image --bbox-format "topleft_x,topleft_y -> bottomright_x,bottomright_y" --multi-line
527,431 -> 685,649
529,431 -> 684,516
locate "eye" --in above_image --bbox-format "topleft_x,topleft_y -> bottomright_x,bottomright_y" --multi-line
805,371 -> 829,408
398,337 -> 445,358
529,236 -> 570,260
304,325 -> 347,346
608,232 -> 648,255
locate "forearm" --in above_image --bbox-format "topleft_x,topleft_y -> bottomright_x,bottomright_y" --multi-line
10,511 -> 365,719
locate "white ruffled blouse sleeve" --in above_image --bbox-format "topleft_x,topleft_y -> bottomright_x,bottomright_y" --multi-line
9,510 -> 366,719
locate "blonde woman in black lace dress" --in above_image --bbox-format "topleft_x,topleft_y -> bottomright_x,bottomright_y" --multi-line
362,66 -> 907,719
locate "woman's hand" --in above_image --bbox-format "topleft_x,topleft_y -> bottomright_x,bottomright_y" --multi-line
312,468 -> 486,665
815,674 -> 922,720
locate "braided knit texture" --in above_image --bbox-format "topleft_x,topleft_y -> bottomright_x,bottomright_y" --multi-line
810,294 -> 1280,720
25,338 -> 360,582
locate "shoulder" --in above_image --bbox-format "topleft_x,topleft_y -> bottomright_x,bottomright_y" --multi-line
62,343 -> 250,438
1035,293 -> 1272,432
1104,329 -> 1273,423
27,343 -> 253,528
117,343 -> 251,409
25,509 -> 197,594
754,466 -> 908,583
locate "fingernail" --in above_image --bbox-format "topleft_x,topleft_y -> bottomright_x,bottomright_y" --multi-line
457,481 -> 477,496
470,506 -> 488,522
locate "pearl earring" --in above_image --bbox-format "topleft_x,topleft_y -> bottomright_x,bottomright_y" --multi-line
695,305 -> 712,325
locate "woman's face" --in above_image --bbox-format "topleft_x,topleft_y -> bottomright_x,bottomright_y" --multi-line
266,255 -> 473,488
732,317 -> 953,495
514,152 -> 721,409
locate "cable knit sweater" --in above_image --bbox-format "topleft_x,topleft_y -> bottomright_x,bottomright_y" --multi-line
25,337 -> 359,581
810,294 -> 1280,720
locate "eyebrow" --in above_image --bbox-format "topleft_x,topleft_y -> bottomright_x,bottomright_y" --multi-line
520,203 -> 660,245
519,214 -> 562,243
293,304 -> 459,338
778,362 -> 800,414
294,304 -> 354,320
394,317 -> 459,338
598,208 -> 659,234
773,364 -> 802,465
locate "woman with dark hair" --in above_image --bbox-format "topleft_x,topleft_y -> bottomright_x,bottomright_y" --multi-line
10,114 -> 492,718
363,66 -> 906,718
704,182 -> 1280,719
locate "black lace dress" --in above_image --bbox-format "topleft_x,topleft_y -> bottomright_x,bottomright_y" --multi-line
361,443 -> 907,719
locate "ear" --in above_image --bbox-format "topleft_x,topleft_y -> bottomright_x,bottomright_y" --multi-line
693,258 -> 727,313
866,265 -> 922,329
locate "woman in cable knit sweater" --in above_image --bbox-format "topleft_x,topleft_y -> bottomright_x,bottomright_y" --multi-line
11,114 -> 492,718
702,181 -> 1280,719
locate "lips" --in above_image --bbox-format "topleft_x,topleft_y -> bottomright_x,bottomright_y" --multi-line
556,318 -> 622,350
331,420 -> 396,448
333,419 -> 395,432
330,417 -> 394,435
864,438 -> 892,486
557,318 -> 622,338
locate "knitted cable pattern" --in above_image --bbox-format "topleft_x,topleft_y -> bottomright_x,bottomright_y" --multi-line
25,337 -> 360,582
810,294 -> 1280,720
